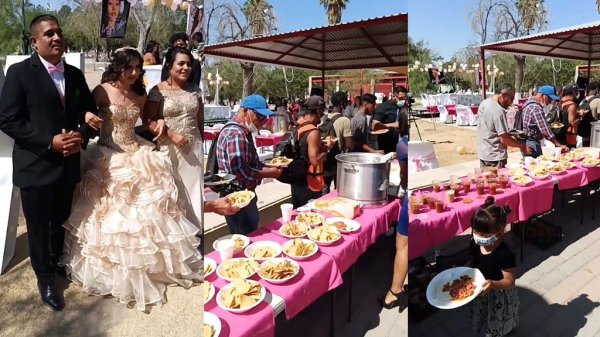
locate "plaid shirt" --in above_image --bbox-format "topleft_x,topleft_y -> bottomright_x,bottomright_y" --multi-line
216,118 -> 262,190
522,99 -> 555,141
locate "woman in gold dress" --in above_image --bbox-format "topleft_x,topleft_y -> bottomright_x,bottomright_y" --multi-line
61,47 -> 201,311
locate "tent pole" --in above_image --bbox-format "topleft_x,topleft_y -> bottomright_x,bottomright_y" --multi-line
321,69 -> 325,97
588,59 -> 592,95
480,48 -> 487,99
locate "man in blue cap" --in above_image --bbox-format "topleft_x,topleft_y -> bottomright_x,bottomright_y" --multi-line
520,85 -> 569,158
215,94 -> 282,235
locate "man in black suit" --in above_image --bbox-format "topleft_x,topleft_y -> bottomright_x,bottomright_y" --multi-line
0,15 -> 100,311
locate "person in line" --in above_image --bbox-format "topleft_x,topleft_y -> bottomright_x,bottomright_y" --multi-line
160,32 -> 189,81
381,108 -> 409,312
578,81 -> 600,147
61,47 -> 202,311
351,93 -> 383,154
0,14 -> 99,311
558,83 -> 581,149
477,83 -> 532,168
215,95 -> 282,234
372,86 -> 408,154
321,91 -> 353,194
469,197 -> 519,337
520,85 -> 569,158
291,96 -> 334,207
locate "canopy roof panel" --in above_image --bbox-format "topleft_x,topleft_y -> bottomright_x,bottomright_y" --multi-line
480,21 -> 600,61
205,13 -> 407,71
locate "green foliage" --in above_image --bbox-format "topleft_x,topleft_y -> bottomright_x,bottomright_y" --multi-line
408,37 -> 442,95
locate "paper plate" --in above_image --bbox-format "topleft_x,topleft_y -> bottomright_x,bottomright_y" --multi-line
264,157 -> 294,168
426,267 -> 485,309
216,258 -> 259,282
204,281 -> 215,304
204,257 -> 217,278
212,234 -> 250,254
370,129 -> 389,135
323,217 -> 361,233
225,191 -> 256,209
257,257 -> 300,284
243,241 -> 282,262
204,312 -> 221,337
282,238 -> 319,260
307,226 -> 342,246
216,279 -> 266,314
204,173 -> 235,187
510,175 -> 533,186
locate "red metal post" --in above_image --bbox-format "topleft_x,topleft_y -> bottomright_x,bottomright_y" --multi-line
588,58 -> 592,94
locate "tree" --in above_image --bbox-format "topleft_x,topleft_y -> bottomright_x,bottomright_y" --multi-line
319,0 -> 349,25
470,0 -> 548,93
407,38 -> 442,95
211,0 -> 278,98
131,3 -> 158,53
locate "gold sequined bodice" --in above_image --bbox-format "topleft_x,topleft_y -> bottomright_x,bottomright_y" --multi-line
149,87 -> 201,144
98,104 -> 141,153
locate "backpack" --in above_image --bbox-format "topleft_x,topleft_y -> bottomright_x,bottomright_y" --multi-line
274,121 -> 316,185
318,114 -> 342,177
578,97 -> 598,138
204,122 -> 248,193
514,101 -> 542,131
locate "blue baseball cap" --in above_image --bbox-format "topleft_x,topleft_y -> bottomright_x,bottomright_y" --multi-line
538,85 -> 559,101
240,95 -> 274,117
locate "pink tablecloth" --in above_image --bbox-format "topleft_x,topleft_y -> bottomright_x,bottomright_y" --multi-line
255,134 -> 284,150
205,249 -> 276,337
408,185 -> 520,260
470,106 -> 478,114
445,105 -> 456,115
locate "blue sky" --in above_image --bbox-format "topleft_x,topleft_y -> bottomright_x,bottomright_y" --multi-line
409,0 -> 600,61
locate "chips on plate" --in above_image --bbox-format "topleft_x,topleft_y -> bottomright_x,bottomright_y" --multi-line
258,258 -> 300,282
308,226 -> 341,244
296,212 -> 325,227
219,279 -> 263,310
279,221 -> 310,237
204,324 -> 215,337
204,281 -> 214,304
217,258 -> 259,280
283,239 -> 318,259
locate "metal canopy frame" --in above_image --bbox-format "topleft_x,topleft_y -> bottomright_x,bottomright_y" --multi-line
478,21 -> 600,98
205,13 -> 407,92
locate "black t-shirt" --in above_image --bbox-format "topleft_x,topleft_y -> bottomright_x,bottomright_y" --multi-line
373,100 -> 400,153
470,240 -> 515,281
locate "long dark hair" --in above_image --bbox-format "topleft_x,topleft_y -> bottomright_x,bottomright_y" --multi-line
471,196 -> 511,235
163,47 -> 194,75
143,40 -> 161,64
101,47 -> 146,96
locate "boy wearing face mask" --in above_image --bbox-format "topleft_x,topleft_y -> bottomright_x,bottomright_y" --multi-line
521,85 -> 569,158
373,86 -> 406,154
468,196 -> 519,337
215,95 -> 282,235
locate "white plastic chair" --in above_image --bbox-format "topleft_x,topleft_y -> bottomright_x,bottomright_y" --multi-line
407,141 -> 440,173
455,105 -> 470,126
420,94 -> 429,109
437,106 -> 453,124
213,123 -> 225,129
449,94 -> 458,105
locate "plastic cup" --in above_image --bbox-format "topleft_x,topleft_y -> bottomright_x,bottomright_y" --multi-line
435,200 -> 445,213
553,147 -> 562,157
476,181 -> 485,196
462,179 -> 471,193
489,182 -> 497,195
218,239 -> 235,262
280,203 -> 294,223
427,198 -> 436,210
446,190 -> 455,203
524,157 -> 535,166
432,180 -> 441,192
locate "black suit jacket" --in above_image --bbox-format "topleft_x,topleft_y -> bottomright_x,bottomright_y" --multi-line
0,53 -> 98,189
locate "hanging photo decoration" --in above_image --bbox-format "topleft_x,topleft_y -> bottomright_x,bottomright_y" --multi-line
100,0 -> 131,38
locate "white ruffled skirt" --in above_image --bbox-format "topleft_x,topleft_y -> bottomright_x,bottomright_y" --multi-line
61,138 -> 202,311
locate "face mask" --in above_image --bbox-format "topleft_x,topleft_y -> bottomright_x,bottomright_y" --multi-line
245,113 -> 259,134
473,233 -> 498,246
545,103 -> 553,114
397,100 -> 406,108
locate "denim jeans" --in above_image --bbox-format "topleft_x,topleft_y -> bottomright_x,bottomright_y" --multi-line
224,196 -> 259,235
523,139 -> 543,159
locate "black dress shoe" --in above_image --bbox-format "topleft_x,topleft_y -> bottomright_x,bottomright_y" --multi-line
37,282 -> 65,311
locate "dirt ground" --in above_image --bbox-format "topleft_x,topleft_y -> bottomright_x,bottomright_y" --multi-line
410,118 -> 520,167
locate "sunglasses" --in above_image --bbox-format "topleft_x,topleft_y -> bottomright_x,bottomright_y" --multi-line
252,110 -> 268,121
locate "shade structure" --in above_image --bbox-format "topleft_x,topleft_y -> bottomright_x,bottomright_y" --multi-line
205,13 -> 408,72
478,20 -> 600,98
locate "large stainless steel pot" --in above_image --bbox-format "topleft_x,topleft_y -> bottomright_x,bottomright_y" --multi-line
591,121 -> 600,148
335,153 -> 391,207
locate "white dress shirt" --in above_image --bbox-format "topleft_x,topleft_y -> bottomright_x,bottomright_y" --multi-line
38,55 -> 66,98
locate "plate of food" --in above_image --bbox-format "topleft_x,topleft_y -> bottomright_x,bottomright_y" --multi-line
296,212 -> 326,227
204,281 -> 215,304
370,129 -> 389,135
323,217 -> 361,233
537,154 -> 556,162
529,170 -> 549,180
582,157 -> 600,168
282,238 -> 319,260
426,267 -> 485,309
507,167 -> 526,176
204,312 -> 221,337
204,173 -> 236,187
216,279 -> 266,314
505,163 -> 524,169
243,241 -> 282,261
212,234 -> 250,254
279,221 -> 311,238
204,257 -> 217,278
321,136 -> 339,143
225,190 -> 256,209
265,157 -> 294,167
510,175 -> 533,186
216,258 -> 260,282
308,225 -> 342,245
257,257 -> 300,284
548,165 -> 565,175
550,122 -> 564,129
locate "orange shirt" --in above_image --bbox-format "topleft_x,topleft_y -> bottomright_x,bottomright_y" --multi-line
297,117 -> 325,192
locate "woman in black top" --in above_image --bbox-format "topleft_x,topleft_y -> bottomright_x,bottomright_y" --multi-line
469,197 -> 519,337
